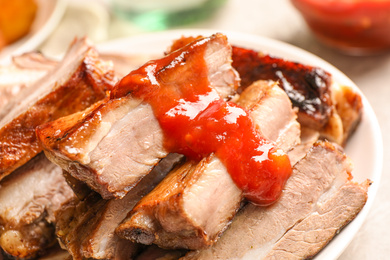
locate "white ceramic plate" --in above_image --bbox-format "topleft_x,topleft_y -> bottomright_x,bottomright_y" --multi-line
99,29 -> 383,259
0,0 -> 66,64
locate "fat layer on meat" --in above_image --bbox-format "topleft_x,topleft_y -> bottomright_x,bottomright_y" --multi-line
0,153 -> 75,259
182,141 -> 369,259
0,37 -> 115,180
55,154 -> 183,260
116,80 -> 300,250
37,33 -> 239,199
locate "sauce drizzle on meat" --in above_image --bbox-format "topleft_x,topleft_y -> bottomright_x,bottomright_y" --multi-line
112,35 -> 292,206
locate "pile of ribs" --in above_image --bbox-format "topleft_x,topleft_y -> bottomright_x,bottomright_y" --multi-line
0,33 -> 369,260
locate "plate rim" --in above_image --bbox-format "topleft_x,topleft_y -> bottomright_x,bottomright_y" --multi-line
98,28 -> 383,260
0,0 -> 67,64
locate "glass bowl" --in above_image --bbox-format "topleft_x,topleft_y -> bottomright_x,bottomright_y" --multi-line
291,0 -> 390,55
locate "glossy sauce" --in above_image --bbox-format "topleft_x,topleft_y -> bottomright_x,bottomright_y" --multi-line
113,36 -> 292,206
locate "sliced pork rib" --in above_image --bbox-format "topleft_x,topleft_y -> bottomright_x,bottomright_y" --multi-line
0,153 -> 75,259
37,34 -> 239,199
116,80 -> 300,250
237,81 -> 300,152
0,52 -> 56,113
38,96 -> 166,200
264,180 -> 370,259
117,155 -> 242,250
182,141 -> 369,259
55,154 -> 183,260
0,37 -> 115,180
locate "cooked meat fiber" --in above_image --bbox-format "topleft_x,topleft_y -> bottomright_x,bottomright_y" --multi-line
0,52 -> 57,113
11,52 -> 58,70
237,81 -> 300,153
0,153 -> 75,259
37,34 -> 239,199
55,154 -> 183,260
0,37 -> 115,180
182,141 -> 369,260
264,180 -> 369,259
116,80 -> 300,250
287,127 -> 320,166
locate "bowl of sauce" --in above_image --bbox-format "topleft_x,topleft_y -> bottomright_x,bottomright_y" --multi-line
291,0 -> 390,55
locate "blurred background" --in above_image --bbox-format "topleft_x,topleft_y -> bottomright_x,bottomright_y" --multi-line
1,0 -> 389,259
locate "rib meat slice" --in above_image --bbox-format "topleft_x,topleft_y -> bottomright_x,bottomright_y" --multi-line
0,52 -> 57,113
55,193 -> 140,260
55,154 -> 183,260
37,33 -> 239,199
182,141 -> 369,259
0,153 -> 75,259
264,180 -> 370,259
116,80 -> 300,250
0,37 -> 115,180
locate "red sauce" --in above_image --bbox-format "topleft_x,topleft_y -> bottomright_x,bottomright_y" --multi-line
112,36 -> 292,206
291,0 -> 390,54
